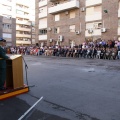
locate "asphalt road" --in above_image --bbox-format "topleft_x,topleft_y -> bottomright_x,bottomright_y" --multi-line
0,56 -> 120,120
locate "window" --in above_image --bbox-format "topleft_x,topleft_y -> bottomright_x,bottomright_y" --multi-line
39,18 -> 47,29
55,14 -> 60,21
3,24 -> 12,29
39,29 -> 47,35
54,27 -> 60,33
86,5 -> 101,16
94,22 -> 102,29
70,11 -> 75,19
39,6 -> 47,13
3,33 -> 12,38
69,25 -> 75,32
86,7 -> 94,15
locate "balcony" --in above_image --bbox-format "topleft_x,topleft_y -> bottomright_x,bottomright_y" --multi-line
16,20 -> 31,25
16,34 -> 31,38
0,0 -> 12,6
16,6 -> 29,13
39,12 -> 47,18
39,35 -> 47,40
16,14 -> 29,19
2,10 -> 12,16
16,0 -> 29,6
3,28 -> 12,33
2,19 -> 12,24
85,29 -> 101,37
48,0 -> 79,14
86,0 -> 102,7
16,27 -> 31,31
39,0 -> 47,7
86,13 -> 102,22
16,40 -> 31,45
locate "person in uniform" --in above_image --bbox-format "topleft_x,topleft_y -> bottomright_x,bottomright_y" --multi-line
0,38 -> 9,90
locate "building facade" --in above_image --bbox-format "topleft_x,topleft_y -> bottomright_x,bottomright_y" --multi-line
36,0 -> 120,47
0,0 -> 35,46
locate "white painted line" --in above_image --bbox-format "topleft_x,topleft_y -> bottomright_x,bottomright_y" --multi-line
18,96 -> 43,120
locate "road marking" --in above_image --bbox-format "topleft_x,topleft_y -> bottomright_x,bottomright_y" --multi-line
18,96 -> 43,120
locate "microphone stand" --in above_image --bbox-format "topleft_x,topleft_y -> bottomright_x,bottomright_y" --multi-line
22,56 -> 29,86
22,56 -> 35,88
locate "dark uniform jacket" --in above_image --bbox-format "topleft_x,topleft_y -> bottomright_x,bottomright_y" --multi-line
0,46 -> 9,68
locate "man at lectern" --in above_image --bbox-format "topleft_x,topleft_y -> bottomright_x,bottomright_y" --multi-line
0,38 -> 10,90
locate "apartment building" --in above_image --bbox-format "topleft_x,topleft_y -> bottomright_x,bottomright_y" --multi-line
0,0 -> 35,46
36,0 -> 120,47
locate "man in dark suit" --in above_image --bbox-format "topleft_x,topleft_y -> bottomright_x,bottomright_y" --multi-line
0,38 -> 9,90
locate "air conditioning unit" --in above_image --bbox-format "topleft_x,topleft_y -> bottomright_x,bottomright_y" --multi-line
48,27 -> 52,31
58,35 -> 64,42
101,28 -> 106,33
81,7 -> 85,12
75,31 -> 80,35
88,29 -> 93,34
49,39 -> 53,42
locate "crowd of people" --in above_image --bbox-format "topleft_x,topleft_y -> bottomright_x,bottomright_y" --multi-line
5,39 -> 120,60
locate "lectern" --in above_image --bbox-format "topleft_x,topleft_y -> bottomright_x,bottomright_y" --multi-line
0,55 -> 29,100
6,55 -> 24,89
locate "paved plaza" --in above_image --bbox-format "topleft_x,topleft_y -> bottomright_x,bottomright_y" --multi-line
0,56 -> 120,120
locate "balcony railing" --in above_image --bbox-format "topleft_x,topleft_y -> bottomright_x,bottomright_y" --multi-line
16,14 -> 29,19
16,40 -> 31,45
39,12 -> 47,18
16,27 -> 31,31
2,10 -> 12,15
0,0 -> 12,6
39,35 -> 47,40
16,0 -> 29,6
85,29 -> 101,37
2,19 -> 12,24
16,20 -> 31,25
86,0 -> 102,7
3,28 -> 12,33
48,0 -> 79,14
16,34 -> 31,38
16,6 -> 29,13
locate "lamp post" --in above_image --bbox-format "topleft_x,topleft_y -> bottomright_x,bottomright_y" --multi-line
31,21 -> 32,45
